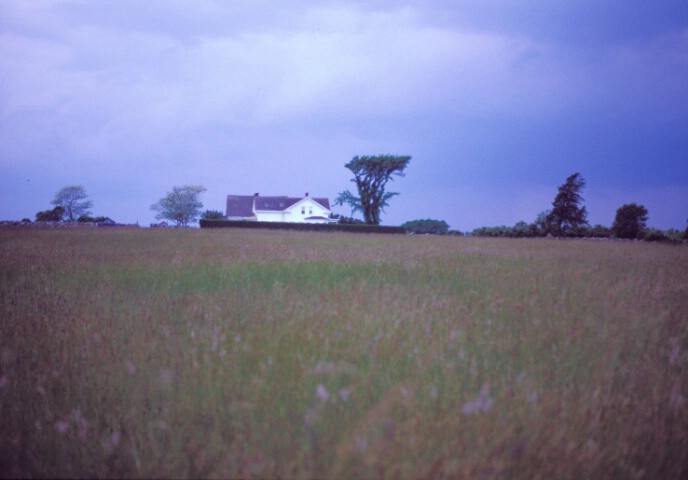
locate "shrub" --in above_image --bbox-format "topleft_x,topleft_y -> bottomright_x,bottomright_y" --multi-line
78,215 -> 109,223
200,210 -> 225,220
35,206 -> 65,222
402,219 -> 449,235
643,228 -> 669,242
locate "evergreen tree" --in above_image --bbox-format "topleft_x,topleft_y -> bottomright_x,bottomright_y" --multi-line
547,173 -> 588,236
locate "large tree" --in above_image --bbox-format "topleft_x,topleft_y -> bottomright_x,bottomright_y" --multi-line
151,185 -> 206,227
335,155 -> 411,225
612,203 -> 648,239
546,173 -> 588,236
51,185 -> 93,222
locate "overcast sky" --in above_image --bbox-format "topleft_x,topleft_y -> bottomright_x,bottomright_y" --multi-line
1,1 -> 687,230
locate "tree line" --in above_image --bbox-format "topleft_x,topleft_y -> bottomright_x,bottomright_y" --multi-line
469,173 -> 686,242
25,161 -> 688,242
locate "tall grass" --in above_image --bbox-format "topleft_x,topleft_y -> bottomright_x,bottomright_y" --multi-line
1,228 -> 686,478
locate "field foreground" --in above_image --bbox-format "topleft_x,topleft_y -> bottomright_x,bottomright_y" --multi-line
1,228 -> 687,478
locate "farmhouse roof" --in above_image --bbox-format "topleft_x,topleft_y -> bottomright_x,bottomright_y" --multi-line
226,194 -> 331,216
226,195 -> 255,217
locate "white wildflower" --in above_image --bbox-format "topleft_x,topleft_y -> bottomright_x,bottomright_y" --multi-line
462,383 -> 494,416
669,337 -> 680,366
316,384 -> 330,402
55,420 -> 70,435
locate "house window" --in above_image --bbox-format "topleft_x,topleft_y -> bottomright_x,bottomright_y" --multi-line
301,207 -> 305,214
309,208 -> 313,215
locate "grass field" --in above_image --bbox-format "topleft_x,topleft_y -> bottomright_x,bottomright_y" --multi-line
1,227 -> 687,479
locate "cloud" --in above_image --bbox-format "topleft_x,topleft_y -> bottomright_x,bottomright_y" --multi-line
0,1 -> 686,229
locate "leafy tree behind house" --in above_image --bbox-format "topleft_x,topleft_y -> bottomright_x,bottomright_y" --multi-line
51,185 -> 93,222
335,155 -> 411,225
546,173 -> 588,236
151,185 -> 206,227
612,203 -> 649,239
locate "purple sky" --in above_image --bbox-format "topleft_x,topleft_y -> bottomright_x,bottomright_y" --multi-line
1,1 -> 687,230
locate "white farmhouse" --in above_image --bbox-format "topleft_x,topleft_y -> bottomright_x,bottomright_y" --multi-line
225,193 -> 338,224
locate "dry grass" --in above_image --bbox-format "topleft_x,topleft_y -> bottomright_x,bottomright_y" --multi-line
1,227 -> 687,478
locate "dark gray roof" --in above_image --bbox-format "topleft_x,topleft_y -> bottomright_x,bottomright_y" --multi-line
255,196 -> 300,211
226,195 -> 331,217
225,195 -> 255,217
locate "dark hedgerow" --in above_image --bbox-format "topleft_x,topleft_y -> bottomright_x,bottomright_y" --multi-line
200,219 -> 406,234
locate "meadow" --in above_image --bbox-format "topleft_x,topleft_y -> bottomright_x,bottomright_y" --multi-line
1,227 -> 686,479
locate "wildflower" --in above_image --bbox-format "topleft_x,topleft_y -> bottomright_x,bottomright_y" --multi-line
383,418 -> 395,443
355,435 -> 369,454
669,337 -> 680,366
55,420 -> 70,435
462,383 -> 494,416
72,409 -> 89,442
314,361 -> 356,375
125,361 -> 137,376
449,329 -> 462,344
527,392 -> 539,406
234,334 -> 241,344
158,368 -> 174,390
669,382 -> 685,412
110,430 -> 121,447
212,329 -> 219,352
103,430 -> 121,455
339,388 -> 351,402
316,384 -> 330,402
304,406 -> 320,428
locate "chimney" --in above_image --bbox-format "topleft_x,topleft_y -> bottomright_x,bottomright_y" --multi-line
305,192 -> 309,197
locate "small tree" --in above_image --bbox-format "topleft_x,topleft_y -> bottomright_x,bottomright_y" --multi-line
51,185 -> 93,222
335,155 -> 411,225
150,185 -> 206,227
546,173 -> 588,236
402,219 -> 449,235
612,203 -> 648,239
